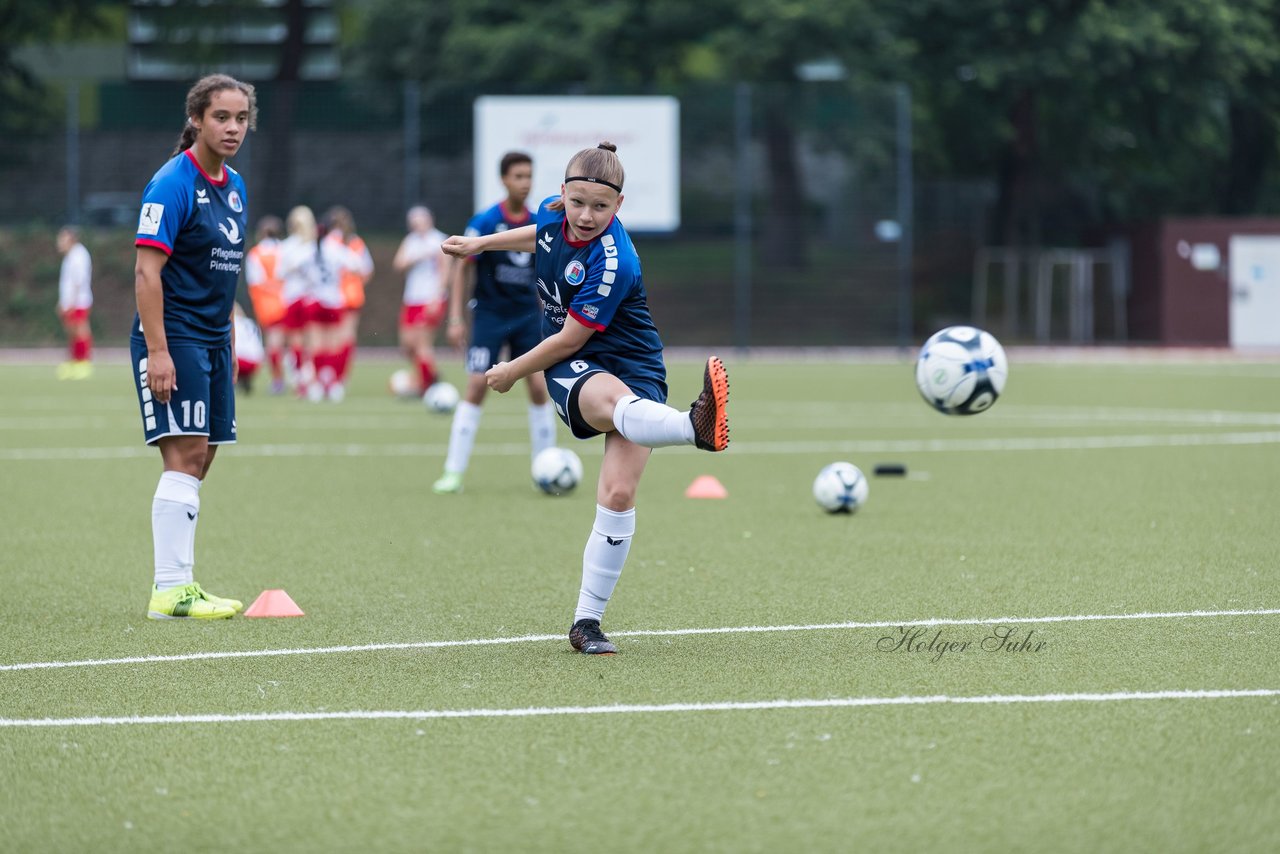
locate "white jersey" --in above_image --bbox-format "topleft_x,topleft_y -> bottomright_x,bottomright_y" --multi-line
234,312 -> 265,365
277,235 -> 366,308
58,242 -> 93,311
401,228 -> 448,305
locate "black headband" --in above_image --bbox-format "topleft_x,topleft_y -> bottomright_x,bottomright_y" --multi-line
565,175 -> 622,193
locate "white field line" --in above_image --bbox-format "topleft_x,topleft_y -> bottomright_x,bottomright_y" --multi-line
5,405 -> 1280,431
5,430 -> 1280,462
3,607 -> 1277,673
1,688 -> 1276,729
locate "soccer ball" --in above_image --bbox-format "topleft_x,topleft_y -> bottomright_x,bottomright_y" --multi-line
388,368 -> 419,399
531,447 -> 583,496
914,325 -> 1008,415
813,462 -> 869,514
423,381 -> 459,414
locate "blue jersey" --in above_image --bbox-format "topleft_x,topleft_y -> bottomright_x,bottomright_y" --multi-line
533,196 -> 664,373
133,149 -> 248,346
464,202 -> 538,314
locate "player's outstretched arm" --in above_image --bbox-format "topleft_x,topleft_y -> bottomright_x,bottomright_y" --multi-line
442,224 -> 536,258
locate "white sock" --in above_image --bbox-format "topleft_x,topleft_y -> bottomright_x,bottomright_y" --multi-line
152,471 -> 201,590
528,401 -> 556,461
575,505 -> 636,622
444,401 -> 482,474
612,395 -> 695,448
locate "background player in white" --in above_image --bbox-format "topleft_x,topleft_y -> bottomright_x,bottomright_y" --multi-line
394,205 -> 452,395
433,152 -> 556,494
443,142 -> 730,655
277,205 -> 370,402
55,225 -> 93,380
132,74 -> 255,619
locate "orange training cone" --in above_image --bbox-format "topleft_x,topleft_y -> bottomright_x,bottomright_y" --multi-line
684,474 -> 728,499
243,589 -> 306,618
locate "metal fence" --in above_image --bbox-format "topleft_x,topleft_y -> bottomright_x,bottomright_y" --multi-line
0,79 -> 1000,347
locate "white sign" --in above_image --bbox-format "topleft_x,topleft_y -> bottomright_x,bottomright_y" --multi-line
474,96 -> 680,232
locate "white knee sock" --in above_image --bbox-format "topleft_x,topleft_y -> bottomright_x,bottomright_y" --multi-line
444,401 -> 483,474
612,395 -> 694,448
152,471 -> 201,590
575,505 -> 636,622
528,401 -> 557,461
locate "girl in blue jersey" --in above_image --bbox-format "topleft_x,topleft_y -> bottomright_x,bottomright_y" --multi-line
442,142 -> 730,655
131,74 -> 255,619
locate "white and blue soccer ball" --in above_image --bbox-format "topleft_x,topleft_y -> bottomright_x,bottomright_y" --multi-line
812,462 -> 869,514
423,381 -> 460,414
532,447 -> 583,496
914,325 -> 1008,415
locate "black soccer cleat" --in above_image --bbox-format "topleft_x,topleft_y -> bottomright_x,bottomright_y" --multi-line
689,356 -> 730,452
569,618 -> 618,655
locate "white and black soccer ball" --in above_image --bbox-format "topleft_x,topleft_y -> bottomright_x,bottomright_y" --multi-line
423,381 -> 460,414
914,325 -> 1009,415
532,447 -> 583,496
812,462 -> 869,514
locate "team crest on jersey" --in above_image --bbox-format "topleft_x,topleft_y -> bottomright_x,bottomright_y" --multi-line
564,260 -> 586,286
228,190 -> 243,213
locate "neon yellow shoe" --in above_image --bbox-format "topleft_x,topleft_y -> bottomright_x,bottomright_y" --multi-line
56,362 -> 76,380
73,361 -> 94,380
192,583 -> 244,613
147,583 -> 235,620
432,471 -> 464,494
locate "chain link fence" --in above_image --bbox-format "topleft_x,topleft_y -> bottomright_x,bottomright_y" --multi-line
1,79 -> 993,347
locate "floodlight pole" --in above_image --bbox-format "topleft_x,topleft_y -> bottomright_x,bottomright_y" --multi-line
403,80 -> 421,212
66,82 -> 80,225
895,82 -> 914,351
733,82 -> 753,352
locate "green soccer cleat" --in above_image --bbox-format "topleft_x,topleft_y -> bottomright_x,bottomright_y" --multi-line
192,583 -> 243,614
432,471 -> 464,494
147,583 -> 235,620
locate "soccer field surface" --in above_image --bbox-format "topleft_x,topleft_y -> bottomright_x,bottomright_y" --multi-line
2,353 -> 1278,852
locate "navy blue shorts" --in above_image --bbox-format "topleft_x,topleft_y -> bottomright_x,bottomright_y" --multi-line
465,308 -> 543,374
130,339 -> 237,446
544,355 -> 668,440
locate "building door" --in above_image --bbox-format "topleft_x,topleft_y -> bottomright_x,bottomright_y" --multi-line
1229,235 -> 1280,348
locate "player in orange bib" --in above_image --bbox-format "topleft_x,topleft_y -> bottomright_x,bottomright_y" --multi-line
245,216 -> 286,393
325,206 -> 373,390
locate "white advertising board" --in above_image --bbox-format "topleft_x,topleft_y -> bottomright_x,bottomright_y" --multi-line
474,96 -> 680,232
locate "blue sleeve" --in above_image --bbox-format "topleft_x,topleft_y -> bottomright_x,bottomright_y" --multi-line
568,236 -> 636,331
135,165 -> 191,255
535,195 -> 560,229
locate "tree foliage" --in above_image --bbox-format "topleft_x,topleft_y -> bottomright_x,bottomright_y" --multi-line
347,0 -> 1280,244
0,0 -> 110,133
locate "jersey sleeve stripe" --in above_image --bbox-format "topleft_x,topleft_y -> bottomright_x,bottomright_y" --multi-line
135,238 -> 173,255
569,309 -> 606,332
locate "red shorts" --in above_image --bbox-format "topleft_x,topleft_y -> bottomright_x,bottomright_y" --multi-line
401,302 -> 446,329
62,308 -> 90,325
308,303 -> 344,326
283,299 -> 310,331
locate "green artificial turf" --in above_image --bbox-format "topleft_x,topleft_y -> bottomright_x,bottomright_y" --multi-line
1,354 -> 1278,853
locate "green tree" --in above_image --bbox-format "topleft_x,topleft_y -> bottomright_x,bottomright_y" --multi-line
0,0 -> 110,133
899,0 -> 1280,243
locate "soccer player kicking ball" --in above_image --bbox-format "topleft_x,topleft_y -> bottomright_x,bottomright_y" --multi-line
442,142 -> 730,655
132,74 -> 256,619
